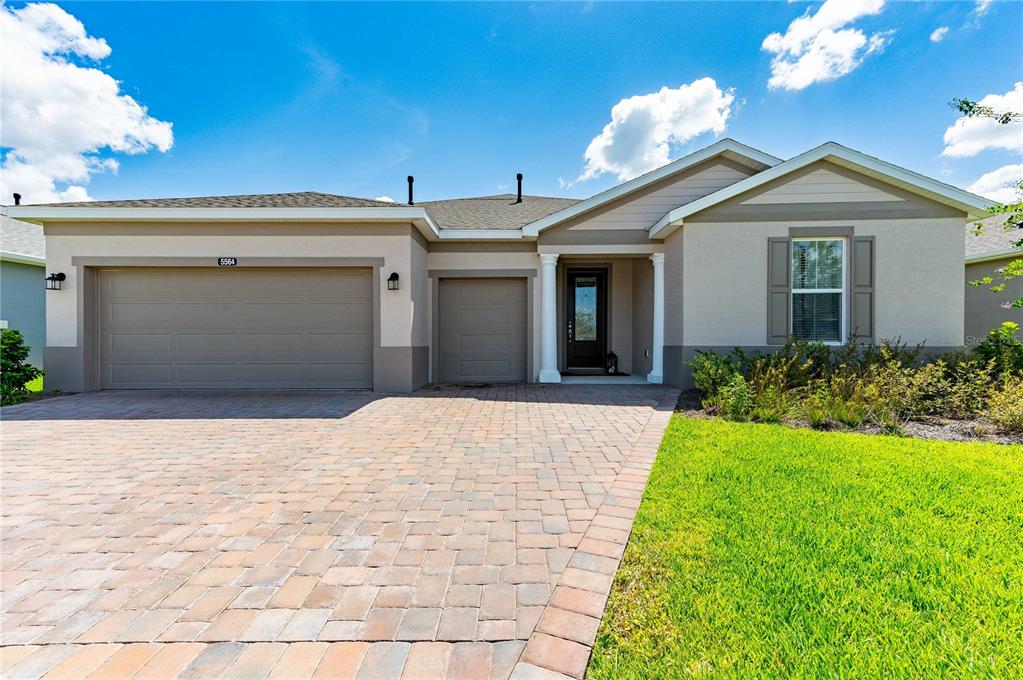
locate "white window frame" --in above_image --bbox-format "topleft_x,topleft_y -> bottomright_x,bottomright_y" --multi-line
790,237 -> 847,345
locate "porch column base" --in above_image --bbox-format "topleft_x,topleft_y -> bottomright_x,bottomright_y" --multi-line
646,372 -> 663,384
539,369 -> 562,384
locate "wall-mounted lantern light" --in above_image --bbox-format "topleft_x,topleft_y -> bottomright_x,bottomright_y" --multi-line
45,272 -> 66,291
387,272 -> 400,291
606,351 -> 619,375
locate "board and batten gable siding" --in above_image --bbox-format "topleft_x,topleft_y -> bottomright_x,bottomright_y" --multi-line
674,162 -> 966,349
538,158 -> 758,245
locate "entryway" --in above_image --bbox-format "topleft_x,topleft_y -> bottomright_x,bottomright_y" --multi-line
565,268 -> 607,372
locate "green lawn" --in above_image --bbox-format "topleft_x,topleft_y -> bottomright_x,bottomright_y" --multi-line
589,417 -> 1023,678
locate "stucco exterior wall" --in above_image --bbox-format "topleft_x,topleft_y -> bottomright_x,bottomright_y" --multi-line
0,260 -> 46,367
680,216 -> 966,348
965,256 -> 1023,346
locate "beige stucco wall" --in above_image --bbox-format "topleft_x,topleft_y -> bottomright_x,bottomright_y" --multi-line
965,256 -> 1023,346
43,224 -> 419,349
679,216 -> 966,347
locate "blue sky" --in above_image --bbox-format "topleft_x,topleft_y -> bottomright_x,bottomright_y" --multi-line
2,1 -> 1021,204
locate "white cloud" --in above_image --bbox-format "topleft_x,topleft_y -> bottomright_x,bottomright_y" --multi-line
578,78 -> 735,183
762,0 -> 892,91
373,195 -> 395,203
967,164 -> 1023,203
929,26 -> 949,43
942,82 -> 1023,157
0,3 -> 172,204
974,0 -> 993,17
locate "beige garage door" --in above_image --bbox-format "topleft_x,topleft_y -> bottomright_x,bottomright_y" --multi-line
439,278 -> 527,383
99,268 -> 373,389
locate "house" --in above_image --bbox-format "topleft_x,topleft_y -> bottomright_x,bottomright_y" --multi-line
0,215 -> 46,367
6,139 -> 993,393
965,214 -> 1023,345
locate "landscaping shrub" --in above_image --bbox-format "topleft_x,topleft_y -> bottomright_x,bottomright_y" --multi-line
1,329 -> 43,406
718,373 -> 753,422
689,350 -> 737,402
973,322 -> 1023,376
988,376 -> 1023,431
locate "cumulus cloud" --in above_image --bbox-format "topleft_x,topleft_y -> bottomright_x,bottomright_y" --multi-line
373,195 -> 395,203
0,3 -> 172,204
929,26 -> 949,43
577,78 -> 735,183
942,82 -> 1023,157
967,163 -> 1023,203
762,0 -> 892,91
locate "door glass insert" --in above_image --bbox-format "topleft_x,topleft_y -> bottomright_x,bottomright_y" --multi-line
573,277 -> 597,341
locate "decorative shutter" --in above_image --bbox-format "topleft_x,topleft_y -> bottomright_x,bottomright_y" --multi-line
767,237 -> 791,345
850,236 -> 875,342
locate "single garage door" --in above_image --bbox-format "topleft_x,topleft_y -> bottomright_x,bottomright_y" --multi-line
439,278 -> 527,383
99,268 -> 373,389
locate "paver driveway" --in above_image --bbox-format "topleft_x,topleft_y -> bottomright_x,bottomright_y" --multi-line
1,385 -> 676,679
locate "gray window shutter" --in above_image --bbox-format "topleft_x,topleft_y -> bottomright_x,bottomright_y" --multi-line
767,237 -> 791,345
850,236 -> 875,342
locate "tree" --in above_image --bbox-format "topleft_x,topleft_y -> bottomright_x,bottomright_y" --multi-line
952,97 -> 1023,310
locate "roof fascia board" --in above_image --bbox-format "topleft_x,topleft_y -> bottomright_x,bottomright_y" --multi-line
6,206 -> 444,241
965,247 -> 1023,264
649,142 -> 996,239
522,139 -> 781,237
436,229 -> 529,241
0,251 -> 45,266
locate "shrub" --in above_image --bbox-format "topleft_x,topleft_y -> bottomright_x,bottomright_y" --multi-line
719,373 -> 753,422
802,373 -> 868,429
911,357 -> 992,419
973,322 -> 1023,376
747,356 -> 801,423
988,376 -> 1023,431
688,351 -> 738,400
860,360 -> 918,433
1,329 -> 43,406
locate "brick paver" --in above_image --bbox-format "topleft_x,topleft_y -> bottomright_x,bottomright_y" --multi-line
1,385 -> 676,678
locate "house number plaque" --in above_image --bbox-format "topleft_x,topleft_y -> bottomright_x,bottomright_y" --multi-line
218,257 -> 238,266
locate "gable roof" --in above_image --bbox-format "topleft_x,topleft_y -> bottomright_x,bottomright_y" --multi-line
966,213 -> 1023,262
521,138 -> 780,237
1,215 -> 45,265
24,191 -> 402,209
649,141 -> 995,238
420,194 -> 580,230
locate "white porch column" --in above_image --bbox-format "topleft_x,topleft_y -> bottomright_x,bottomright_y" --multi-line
647,252 -> 665,384
538,253 -> 561,383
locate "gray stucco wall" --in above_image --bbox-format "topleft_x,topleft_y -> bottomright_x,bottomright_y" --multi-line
965,256 -> 1023,347
0,261 -> 45,367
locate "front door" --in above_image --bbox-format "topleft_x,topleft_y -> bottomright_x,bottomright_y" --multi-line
566,269 -> 607,370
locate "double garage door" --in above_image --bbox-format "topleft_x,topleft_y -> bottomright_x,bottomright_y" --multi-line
99,268 -> 373,389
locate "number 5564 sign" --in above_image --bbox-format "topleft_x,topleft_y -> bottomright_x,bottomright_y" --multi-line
218,257 -> 237,267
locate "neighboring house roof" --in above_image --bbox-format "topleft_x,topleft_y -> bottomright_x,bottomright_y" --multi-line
965,213 -> 1023,263
420,194 -> 580,230
1,215 -> 45,266
649,141 -> 996,239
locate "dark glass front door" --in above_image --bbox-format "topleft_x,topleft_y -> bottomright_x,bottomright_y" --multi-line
566,269 -> 607,370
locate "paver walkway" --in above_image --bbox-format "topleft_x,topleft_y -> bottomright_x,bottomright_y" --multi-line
1,385 -> 677,679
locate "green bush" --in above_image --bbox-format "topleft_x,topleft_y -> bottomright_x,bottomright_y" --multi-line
988,376 -> 1023,431
911,356 -> 992,419
802,373 -> 868,429
719,373 -> 753,422
1,329 -> 43,406
973,322 -> 1023,376
688,350 -> 738,401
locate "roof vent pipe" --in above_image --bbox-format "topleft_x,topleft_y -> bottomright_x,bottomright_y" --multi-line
13,193 -> 21,206
515,173 -> 523,204
407,176 -> 414,205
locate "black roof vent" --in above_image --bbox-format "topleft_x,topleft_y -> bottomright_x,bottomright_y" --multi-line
13,193 -> 21,206
407,176 -> 414,205
515,173 -> 523,204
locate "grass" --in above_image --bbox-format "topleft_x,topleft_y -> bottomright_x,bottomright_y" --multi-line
588,416 -> 1023,679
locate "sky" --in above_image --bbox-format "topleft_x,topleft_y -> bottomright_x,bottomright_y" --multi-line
1,1 -> 1021,206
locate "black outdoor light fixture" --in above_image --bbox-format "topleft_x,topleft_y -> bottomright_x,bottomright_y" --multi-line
387,272 -> 400,291
606,351 -> 618,375
45,272 -> 66,291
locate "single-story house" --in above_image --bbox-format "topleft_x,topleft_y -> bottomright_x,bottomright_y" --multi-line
0,215 -> 46,367
965,214 -> 1023,345
6,139 -> 993,392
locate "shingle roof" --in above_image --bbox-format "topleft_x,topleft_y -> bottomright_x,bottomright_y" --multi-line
23,191 -> 403,209
1,215 -> 45,260
15,191 -> 582,231
420,194 -> 581,230
966,213 -> 1023,257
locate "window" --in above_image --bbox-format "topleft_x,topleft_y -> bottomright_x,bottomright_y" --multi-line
791,238 -> 845,343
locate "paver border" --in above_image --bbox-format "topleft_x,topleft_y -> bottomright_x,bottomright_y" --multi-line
509,390 -> 678,679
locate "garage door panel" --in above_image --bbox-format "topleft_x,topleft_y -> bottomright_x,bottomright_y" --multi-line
99,268 -> 373,389
440,278 -> 526,383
